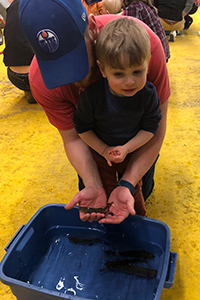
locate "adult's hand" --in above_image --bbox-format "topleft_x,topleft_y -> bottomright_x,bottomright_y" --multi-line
65,185 -> 107,222
99,186 -> 136,224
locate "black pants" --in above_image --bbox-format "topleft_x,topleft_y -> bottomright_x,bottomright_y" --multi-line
185,4 -> 198,24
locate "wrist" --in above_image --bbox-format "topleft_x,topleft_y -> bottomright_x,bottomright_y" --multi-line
100,145 -> 109,157
84,177 -> 103,189
116,179 -> 135,196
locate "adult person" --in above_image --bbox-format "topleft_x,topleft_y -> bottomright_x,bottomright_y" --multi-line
154,0 -> 194,42
3,0 -> 36,104
19,0 -> 170,224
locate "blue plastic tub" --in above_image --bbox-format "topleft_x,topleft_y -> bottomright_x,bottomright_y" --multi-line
0,204 -> 177,300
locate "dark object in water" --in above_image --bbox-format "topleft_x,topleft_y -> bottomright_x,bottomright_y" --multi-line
78,202 -> 113,214
68,236 -> 101,245
101,259 -> 157,278
119,250 -> 155,259
105,249 -> 155,259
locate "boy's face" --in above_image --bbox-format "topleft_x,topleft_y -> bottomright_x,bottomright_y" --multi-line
98,60 -> 149,97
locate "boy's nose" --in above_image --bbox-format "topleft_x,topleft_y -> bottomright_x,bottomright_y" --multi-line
124,76 -> 134,86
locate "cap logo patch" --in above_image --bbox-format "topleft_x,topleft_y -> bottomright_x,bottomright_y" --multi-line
81,12 -> 86,22
37,29 -> 59,53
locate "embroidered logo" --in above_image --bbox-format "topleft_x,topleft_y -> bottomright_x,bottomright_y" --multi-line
81,12 -> 86,22
37,29 -> 59,53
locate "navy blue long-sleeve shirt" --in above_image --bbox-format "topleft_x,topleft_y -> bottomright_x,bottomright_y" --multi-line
73,79 -> 162,147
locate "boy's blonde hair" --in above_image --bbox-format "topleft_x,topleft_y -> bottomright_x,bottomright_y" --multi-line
96,17 -> 151,69
102,0 -> 122,14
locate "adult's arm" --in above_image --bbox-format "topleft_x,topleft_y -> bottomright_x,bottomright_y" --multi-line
100,99 -> 168,224
60,128 -> 107,222
29,58 -> 107,222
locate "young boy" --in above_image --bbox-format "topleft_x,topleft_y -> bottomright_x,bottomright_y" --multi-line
73,17 -> 162,216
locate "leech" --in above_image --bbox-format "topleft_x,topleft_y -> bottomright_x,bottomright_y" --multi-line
79,202 -> 113,214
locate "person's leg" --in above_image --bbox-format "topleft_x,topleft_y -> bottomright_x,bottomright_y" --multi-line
184,4 -> 198,29
7,68 -> 36,103
78,174 -> 84,190
134,179 -> 146,216
184,15 -> 193,29
141,155 -> 159,201
7,67 -> 30,90
168,21 -> 185,41
159,18 -> 185,41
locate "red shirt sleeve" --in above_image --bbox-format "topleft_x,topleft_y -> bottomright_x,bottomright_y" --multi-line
29,56 -> 79,130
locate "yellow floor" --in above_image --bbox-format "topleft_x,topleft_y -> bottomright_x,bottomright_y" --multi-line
0,11 -> 200,300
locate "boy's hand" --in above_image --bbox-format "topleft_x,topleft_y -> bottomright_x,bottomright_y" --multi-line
64,186 -> 107,222
108,146 -> 128,163
98,186 -> 136,224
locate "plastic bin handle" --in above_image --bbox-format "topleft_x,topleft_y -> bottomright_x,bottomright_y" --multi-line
4,225 -> 25,252
164,252 -> 177,289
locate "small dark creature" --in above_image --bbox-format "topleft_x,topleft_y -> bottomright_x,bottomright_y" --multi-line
68,236 -> 101,245
105,249 -> 155,259
100,259 -> 157,278
78,202 -> 113,214
118,250 -> 155,259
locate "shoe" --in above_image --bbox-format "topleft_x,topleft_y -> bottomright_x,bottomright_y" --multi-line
169,31 -> 176,42
24,91 -> 37,104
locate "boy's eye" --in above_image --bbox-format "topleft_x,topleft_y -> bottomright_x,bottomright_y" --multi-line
113,72 -> 124,77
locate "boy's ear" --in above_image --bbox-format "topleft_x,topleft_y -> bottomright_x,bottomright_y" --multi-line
88,14 -> 99,42
97,60 -> 106,78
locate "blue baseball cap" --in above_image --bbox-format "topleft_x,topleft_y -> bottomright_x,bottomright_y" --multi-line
19,0 -> 89,89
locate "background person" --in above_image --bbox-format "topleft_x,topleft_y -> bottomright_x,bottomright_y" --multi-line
82,0 -> 103,15
184,1 -> 198,29
102,0 -> 122,14
0,0 -> 10,21
3,0 -> 36,103
19,0 -> 170,224
0,0 -> 11,46
123,0 -> 170,62
154,0 -> 194,42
